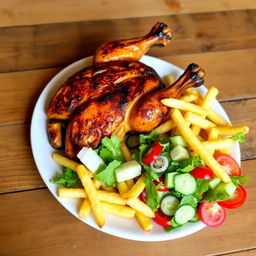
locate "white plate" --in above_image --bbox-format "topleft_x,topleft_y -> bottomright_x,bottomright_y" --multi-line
31,55 -> 240,241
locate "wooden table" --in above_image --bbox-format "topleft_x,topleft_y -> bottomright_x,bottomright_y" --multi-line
0,1 -> 256,255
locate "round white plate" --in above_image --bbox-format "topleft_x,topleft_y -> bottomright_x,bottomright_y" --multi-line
31,55 -> 240,241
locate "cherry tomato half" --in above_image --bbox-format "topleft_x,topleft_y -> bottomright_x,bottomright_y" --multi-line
190,166 -> 214,179
218,185 -> 247,209
198,202 -> 226,227
215,154 -> 241,176
139,189 -> 147,204
153,177 -> 170,192
152,209 -> 172,227
142,142 -> 163,165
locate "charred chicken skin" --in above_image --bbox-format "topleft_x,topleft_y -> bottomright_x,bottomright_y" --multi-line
47,23 -> 205,159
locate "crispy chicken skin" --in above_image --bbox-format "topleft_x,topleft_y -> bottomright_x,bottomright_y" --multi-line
47,22 -> 204,158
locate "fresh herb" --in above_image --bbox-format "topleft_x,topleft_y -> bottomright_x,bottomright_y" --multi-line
51,168 -> 80,188
144,173 -> 161,211
203,188 -> 230,203
97,135 -> 124,163
175,155 -> 203,173
193,179 -> 212,200
230,176 -> 249,186
231,133 -> 247,143
139,130 -> 169,145
94,160 -> 121,187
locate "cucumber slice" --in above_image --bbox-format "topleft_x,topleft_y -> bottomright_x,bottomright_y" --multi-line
174,205 -> 196,225
115,160 -> 141,182
216,182 -> 237,197
165,172 -> 178,188
77,147 -> 106,173
189,212 -> 200,222
209,177 -> 221,190
126,135 -> 140,149
174,173 -> 197,195
170,145 -> 190,161
157,191 -> 171,201
170,136 -> 187,147
160,195 -> 179,216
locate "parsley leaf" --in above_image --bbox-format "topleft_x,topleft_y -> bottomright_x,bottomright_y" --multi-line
144,173 -> 161,211
94,160 -> 121,187
231,133 -> 247,142
51,168 -> 80,188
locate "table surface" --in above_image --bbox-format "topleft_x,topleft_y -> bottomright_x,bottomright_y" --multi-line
0,1 -> 256,255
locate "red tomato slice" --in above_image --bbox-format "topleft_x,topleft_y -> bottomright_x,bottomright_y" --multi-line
198,202 -> 226,227
190,166 -> 214,179
153,177 -> 170,192
218,185 -> 247,209
142,142 -> 163,165
152,209 -> 172,227
215,154 -> 241,176
139,189 -> 147,204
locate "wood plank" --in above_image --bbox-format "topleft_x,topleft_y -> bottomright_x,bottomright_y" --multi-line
0,158 -> 255,256
0,9 -> 255,72
0,0 -> 256,27
221,249 -> 256,256
0,98 -> 255,194
0,48 -> 255,125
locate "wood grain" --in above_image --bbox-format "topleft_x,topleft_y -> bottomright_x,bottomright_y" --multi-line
0,9 -> 255,72
0,158 -> 255,256
0,0 -> 256,27
0,98 -> 255,194
1,48 -> 255,125
221,249 -> 256,256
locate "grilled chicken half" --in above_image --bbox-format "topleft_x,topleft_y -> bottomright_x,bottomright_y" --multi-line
47,23 -> 205,159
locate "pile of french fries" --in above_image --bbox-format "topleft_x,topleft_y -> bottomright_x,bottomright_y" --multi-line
52,78 -> 249,231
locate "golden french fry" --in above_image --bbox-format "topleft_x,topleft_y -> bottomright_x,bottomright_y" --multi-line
93,178 -> 101,190
165,75 -> 174,87
101,202 -> 135,218
126,179 -> 135,189
117,181 -> 130,196
161,98 -> 208,116
123,174 -> 146,199
216,125 -> 249,136
183,88 -> 199,96
185,112 -> 216,130
76,165 -> 105,228
126,198 -> 155,218
120,141 -> 133,161
201,87 -> 219,108
171,109 -> 231,183
100,182 -> 116,192
154,119 -> 176,134
58,188 -> 126,205
208,127 -> 219,140
191,125 -> 201,136
203,138 -> 235,151
180,93 -> 198,103
79,199 -> 91,220
206,107 -> 230,126
52,153 -> 80,171
135,212 -> 153,232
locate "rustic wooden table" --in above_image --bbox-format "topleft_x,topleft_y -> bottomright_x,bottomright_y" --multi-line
0,1 -> 256,255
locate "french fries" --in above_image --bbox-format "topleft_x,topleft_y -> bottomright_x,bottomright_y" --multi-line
123,174 -> 146,199
161,98 -> 208,116
79,199 -> 91,220
135,212 -> 153,232
154,119 -> 176,134
126,198 -> 155,218
216,125 -> 249,136
101,202 -> 135,218
52,153 -> 80,171
185,112 -> 216,130
203,138 -> 235,151
76,165 -> 105,228
171,109 -> 231,183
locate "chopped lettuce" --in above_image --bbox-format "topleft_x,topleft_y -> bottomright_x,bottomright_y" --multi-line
231,133 -> 247,143
193,179 -> 212,200
94,160 -> 121,187
51,168 -> 80,188
144,173 -> 161,211
177,156 -> 203,172
230,176 -> 249,186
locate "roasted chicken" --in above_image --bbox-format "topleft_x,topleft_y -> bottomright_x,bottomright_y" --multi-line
47,23 -> 204,159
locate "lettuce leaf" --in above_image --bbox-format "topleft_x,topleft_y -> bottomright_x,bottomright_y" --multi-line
193,179 -> 212,200
230,176 -> 249,186
94,160 -> 121,187
231,133 -> 247,142
51,168 -> 80,188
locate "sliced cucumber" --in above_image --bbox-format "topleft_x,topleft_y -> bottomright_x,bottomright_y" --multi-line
170,145 -> 190,161
126,134 -> 140,149
174,173 -> 197,195
174,205 -> 196,225
157,191 -> 171,201
189,212 -> 200,222
160,195 -> 179,216
165,172 -> 178,188
77,147 -> 106,173
209,177 -> 221,190
115,160 -> 141,182
170,135 -> 187,147
216,181 -> 237,197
